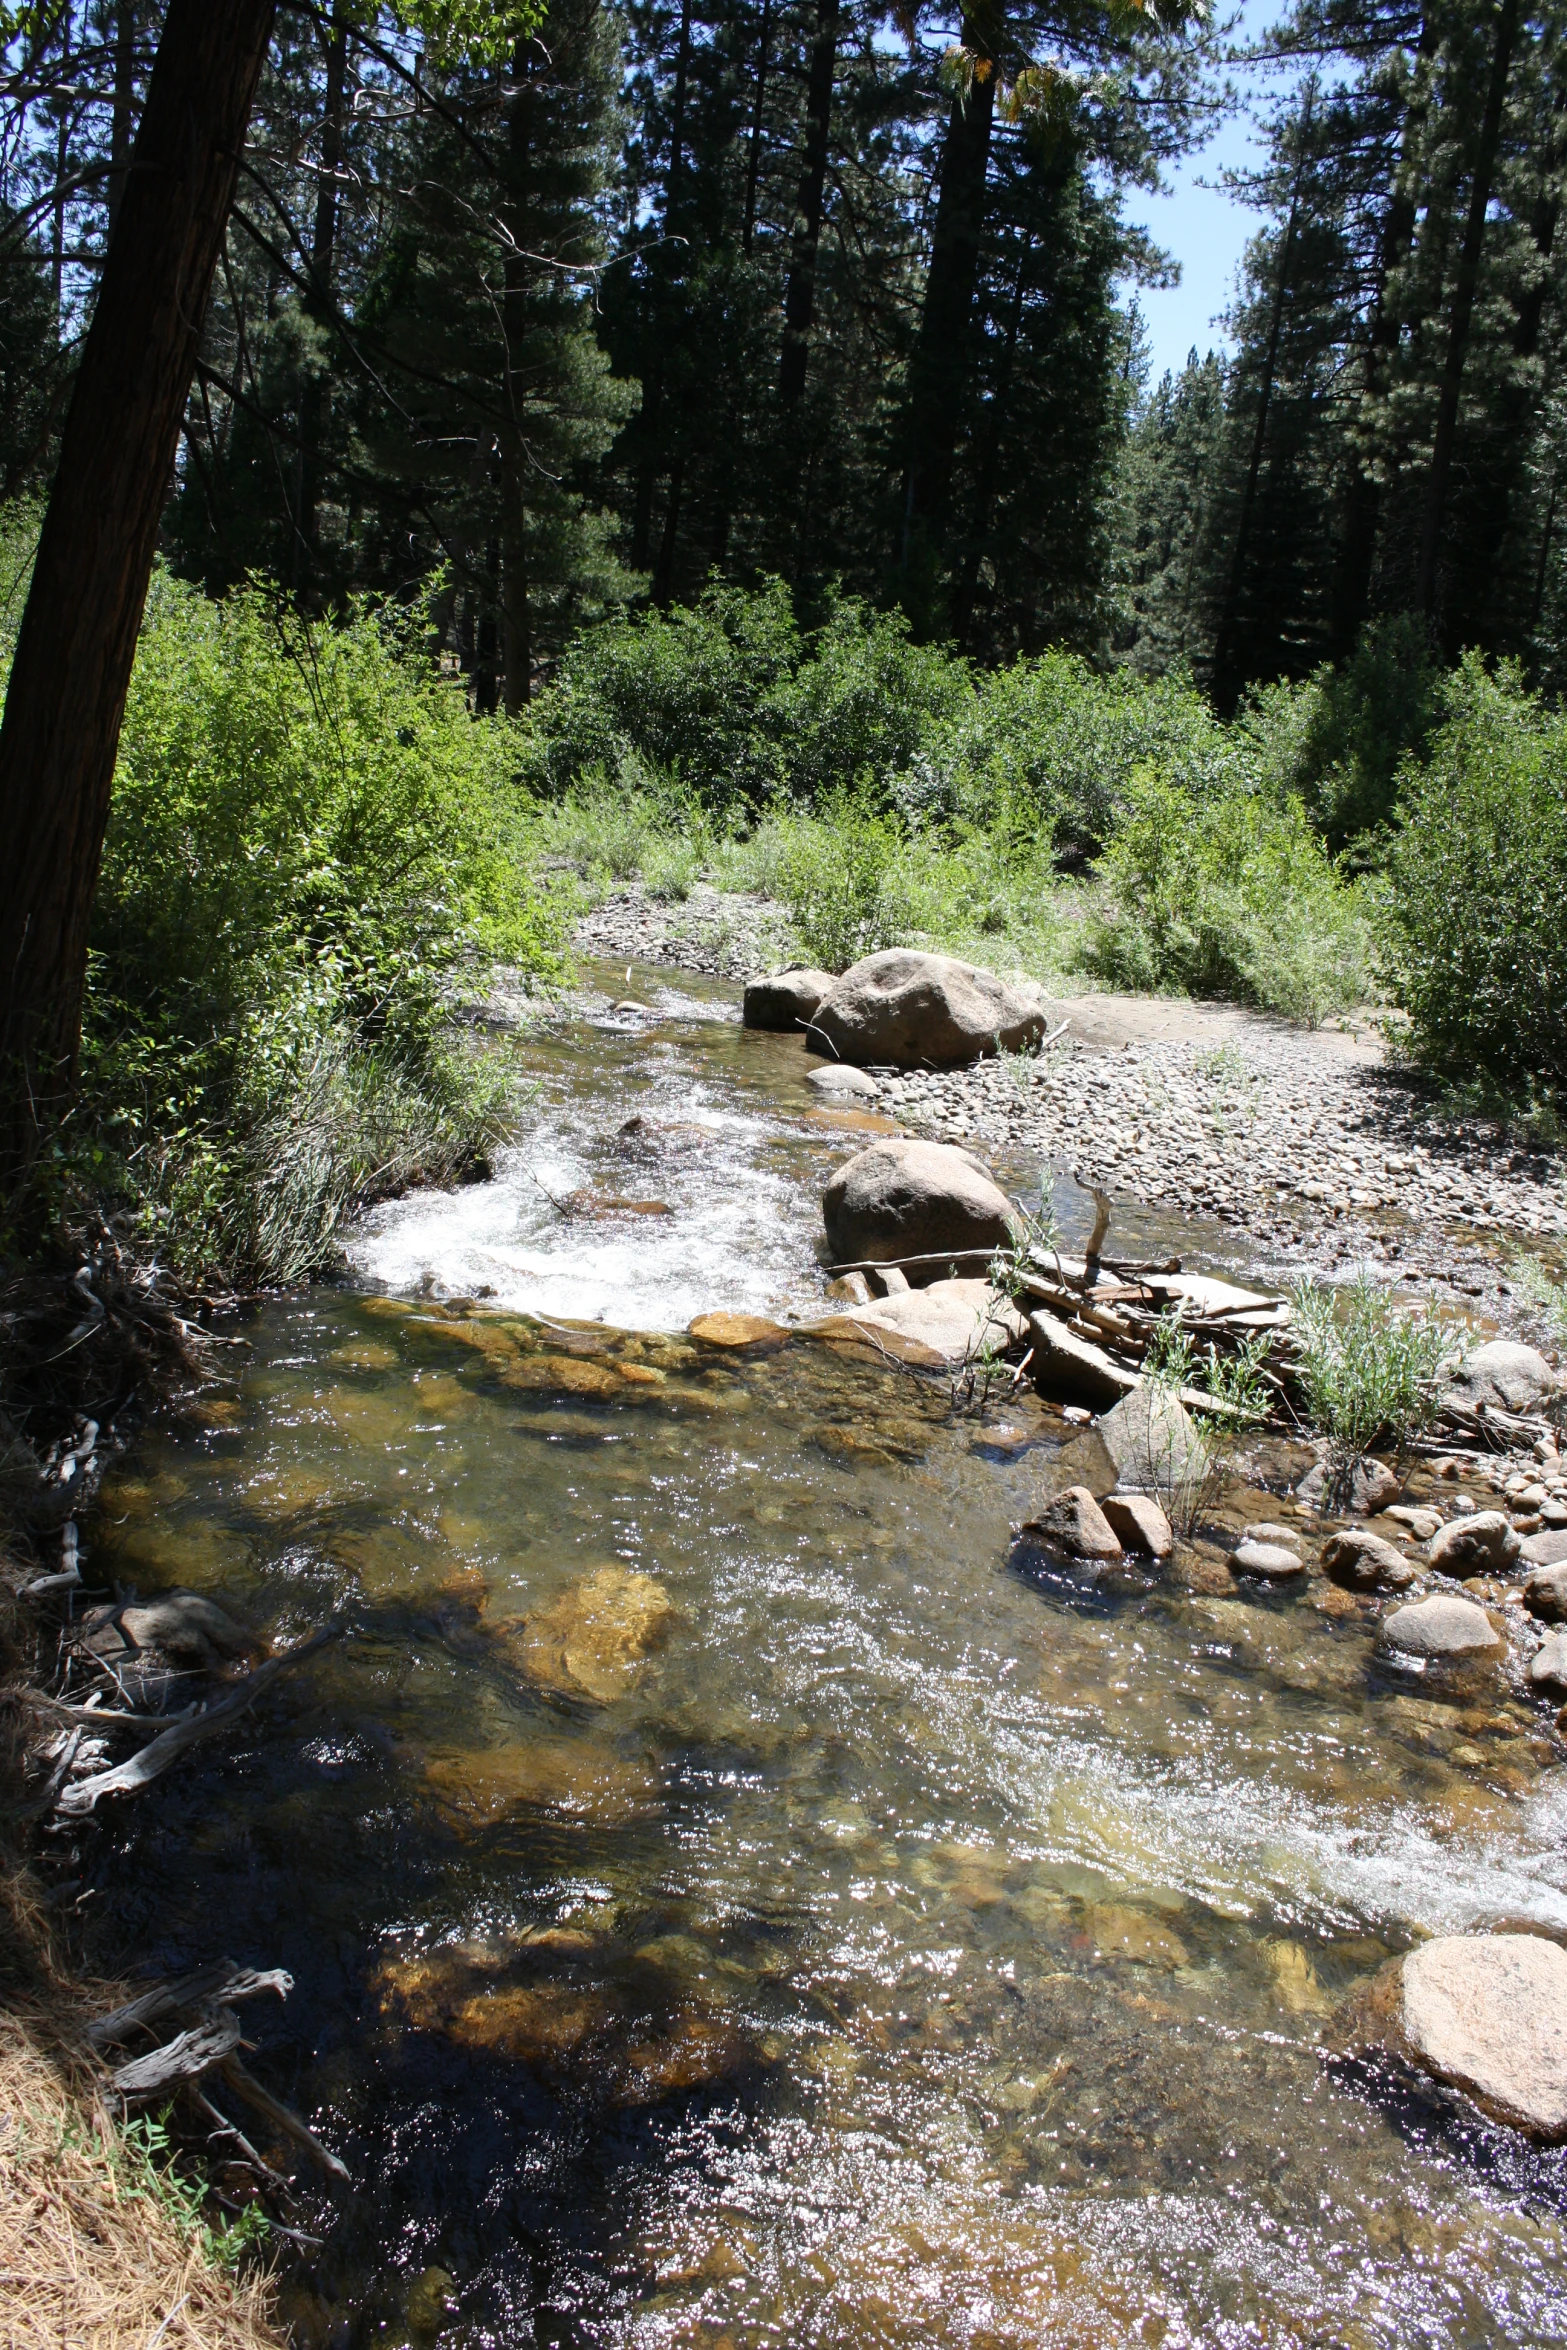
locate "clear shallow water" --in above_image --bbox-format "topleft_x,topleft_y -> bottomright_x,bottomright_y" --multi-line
87,968 -> 1567,2347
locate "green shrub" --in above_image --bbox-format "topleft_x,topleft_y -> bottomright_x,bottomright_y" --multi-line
1239,615 -> 1441,855
1080,767 -> 1370,1022
522,578 -> 969,817
764,794 -> 924,971
1287,1271 -> 1454,1459
60,573 -> 563,1283
1381,653 -> 1567,1100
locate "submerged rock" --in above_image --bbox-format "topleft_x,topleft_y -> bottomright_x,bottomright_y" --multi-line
742,966 -> 835,1031
808,948 -> 1049,1069
687,1310 -> 789,1349
1027,1314 -> 1139,1411
822,1137 -> 1017,1271
1022,1484 -> 1123,1561
1378,1595 -> 1501,1661
1427,1510 -> 1522,1578
423,1737 -> 661,1827
96,1590 -> 260,1672
515,1564 -> 674,1703
1321,1527 -> 1420,1592
1343,1934 -> 1567,2141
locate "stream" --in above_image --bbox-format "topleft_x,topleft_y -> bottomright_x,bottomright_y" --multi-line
88,964 -> 1567,2347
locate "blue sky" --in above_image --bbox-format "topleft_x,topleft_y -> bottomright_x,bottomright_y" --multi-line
1123,0 -> 1294,386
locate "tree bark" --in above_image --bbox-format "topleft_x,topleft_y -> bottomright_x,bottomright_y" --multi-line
108,0 -> 137,236
295,5 -> 347,595
899,22 -> 997,593
778,0 -> 839,405
1416,0 -> 1520,622
1330,11 -> 1435,659
742,0 -> 773,255
0,0 -> 278,1180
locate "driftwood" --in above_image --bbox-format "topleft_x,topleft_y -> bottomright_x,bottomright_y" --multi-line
113,2007 -> 242,2100
56,1621 -> 342,1815
221,2058 -> 350,2183
89,1961 -> 293,2050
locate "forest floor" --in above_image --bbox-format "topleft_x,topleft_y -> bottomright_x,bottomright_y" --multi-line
574,885 -> 1567,1346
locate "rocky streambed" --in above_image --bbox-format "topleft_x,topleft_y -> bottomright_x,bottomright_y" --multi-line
35,939 -> 1567,2350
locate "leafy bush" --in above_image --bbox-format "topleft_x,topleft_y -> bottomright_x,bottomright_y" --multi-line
63,574 -> 563,1283
1381,653 -> 1567,1100
1287,1271 -> 1454,1458
522,578 -> 970,816
1080,767 -> 1370,1023
1240,614 -> 1441,855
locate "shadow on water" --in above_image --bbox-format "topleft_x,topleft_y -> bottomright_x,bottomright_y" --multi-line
77,965 -> 1567,2348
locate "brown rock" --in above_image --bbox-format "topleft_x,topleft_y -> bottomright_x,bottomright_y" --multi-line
1428,1510 -> 1522,1579
1101,1493 -> 1174,1559
1523,1560 -> 1567,1620
1022,1485 -> 1123,1561
515,1565 -> 674,1703
813,1278 -> 1027,1370
1528,1632 -> 1567,1695
1231,1539 -> 1306,1580
1321,1527 -> 1421,1592
1027,1313 -> 1140,1411
743,966 -> 836,1030
687,1311 -> 789,1349
822,1137 -> 1017,1270
1297,1456 -> 1400,1513
116,1590 -> 260,1668
808,947 -> 1050,1069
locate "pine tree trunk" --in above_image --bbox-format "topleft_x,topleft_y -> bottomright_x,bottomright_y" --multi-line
1416,0 -> 1521,623
899,27 -> 997,595
742,0 -> 773,256
0,0 -> 277,1183
778,0 -> 839,405
949,232 -> 1033,651
1330,11 -> 1435,659
295,7 -> 347,597
108,0 -> 137,234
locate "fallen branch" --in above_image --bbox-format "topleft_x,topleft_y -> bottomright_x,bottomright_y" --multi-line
89,1961 -> 293,2050
221,2057 -> 350,2183
112,2007 -> 242,2101
55,1622 -> 343,1815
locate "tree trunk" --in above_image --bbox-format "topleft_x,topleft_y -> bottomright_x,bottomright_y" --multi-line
0,0 -> 278,1181
778,0 -> 838,405
949,230 -> 1033,651
295,6 -> 347,596
501,452 -> 532,713
108,0 -> 137,235
899,23 -> 997,592
1416,0 -> 1520,622
1211,88 -> 1313,709
1330,11 -> 1435,658
742,0 -> 773,255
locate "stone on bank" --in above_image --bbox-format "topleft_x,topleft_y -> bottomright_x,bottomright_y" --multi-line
807,948 -> 1050,1069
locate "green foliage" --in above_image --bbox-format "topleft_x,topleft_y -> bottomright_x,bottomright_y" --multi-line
765,792 -> 923,973
1142,1309 -> 1272,1426
61,572 -> 562,1284
1381,653 -> 1567,1101
1287,1271 -> 1453,1458
1081,766 -> 1371,1023
117,2108 -> 269,2275
1240,616 -> 1442,855
522,581 -> 971,817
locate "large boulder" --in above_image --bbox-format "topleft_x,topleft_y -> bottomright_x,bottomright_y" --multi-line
1344,1935 -> 1567,2141
822,1138 -> 1016,1272
1523,1559 -> 1567,1620
1445,1339 -> 1561,1417
1321,1527 -> 1420,1592
742,966 -> 836,1032
807,949 -> 1050,1069
812,1278 -> 1027,1369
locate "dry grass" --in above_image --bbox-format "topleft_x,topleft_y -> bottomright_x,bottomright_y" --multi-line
0,1992 -> 282,2350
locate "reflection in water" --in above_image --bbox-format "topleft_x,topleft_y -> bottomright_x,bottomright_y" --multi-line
85,971 -> 1567,2348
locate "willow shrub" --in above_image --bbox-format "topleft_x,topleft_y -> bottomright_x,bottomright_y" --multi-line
73,575 -> 562,1284
1382,654 -> 1567,1101
1081,767 -> 1371,1025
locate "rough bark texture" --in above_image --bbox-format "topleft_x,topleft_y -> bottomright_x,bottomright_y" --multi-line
0,0 -> 278,1179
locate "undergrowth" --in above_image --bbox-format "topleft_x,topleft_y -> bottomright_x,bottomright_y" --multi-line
1287,1271 -> 1455,1459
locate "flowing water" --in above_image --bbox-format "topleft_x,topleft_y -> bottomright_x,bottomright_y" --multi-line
87,967 -> 1567,2347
